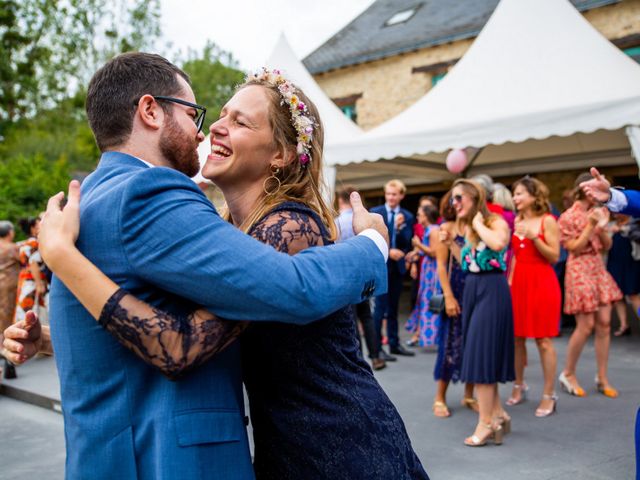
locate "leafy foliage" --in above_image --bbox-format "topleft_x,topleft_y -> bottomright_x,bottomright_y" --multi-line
0,155 -> 70,238
182,41 -> 246,120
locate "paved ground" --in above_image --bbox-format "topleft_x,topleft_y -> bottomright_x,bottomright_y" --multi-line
1,319 -> 638,479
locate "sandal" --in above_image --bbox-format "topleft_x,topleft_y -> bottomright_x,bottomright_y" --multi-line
432,401 -> 451,418
614,326 -> 630,337
464,423 -> 503,447
461,397 -> 479,413
535,393 -> 558,417
494,413 -> 512,435
505,383 -> 529,406
558,372 -> 586,397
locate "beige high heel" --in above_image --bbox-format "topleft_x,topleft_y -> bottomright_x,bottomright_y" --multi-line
558,372 -> 586,397
495,414 -> 512,435
505,383 -> 529,406
464,423 -> 504,447
535,393 -> 558,417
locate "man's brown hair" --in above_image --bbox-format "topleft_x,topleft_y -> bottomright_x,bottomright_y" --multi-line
86,52 -> 190,152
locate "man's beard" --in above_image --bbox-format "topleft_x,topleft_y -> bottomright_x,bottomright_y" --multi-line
160,114 -> 200,177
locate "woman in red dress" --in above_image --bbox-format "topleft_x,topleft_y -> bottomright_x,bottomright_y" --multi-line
508,177 -> 561,417
557,173 -> 622,399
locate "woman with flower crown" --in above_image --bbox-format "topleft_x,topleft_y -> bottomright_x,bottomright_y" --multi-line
34,70 -> 428,479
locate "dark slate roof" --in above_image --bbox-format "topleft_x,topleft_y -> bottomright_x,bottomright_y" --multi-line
303,0 -> 620,74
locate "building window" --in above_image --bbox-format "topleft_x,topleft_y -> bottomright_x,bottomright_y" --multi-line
432,73 -> 446,86
340,105 -> 357,123
384,4 -> 422,27
624,46 -> 640,64
331,93 -> 363,124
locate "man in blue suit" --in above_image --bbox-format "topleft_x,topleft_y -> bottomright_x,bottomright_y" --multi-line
371,179 -> 416,360
581,167 -> 640,217
6,53 -> 388,479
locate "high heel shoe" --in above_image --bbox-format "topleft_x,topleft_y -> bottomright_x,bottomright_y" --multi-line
613,326 -> 631,337
535,393 -> 558,417
505,383 -> 529,406
461,397 -> 479,413
595,376 -> 619,398
495,414 -> 511,435
464,423 -> 503,447
558,372 -> 585,397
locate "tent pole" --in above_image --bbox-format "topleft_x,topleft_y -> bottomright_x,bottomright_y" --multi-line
625,126 -> 640,177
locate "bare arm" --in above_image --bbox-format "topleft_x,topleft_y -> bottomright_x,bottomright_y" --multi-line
531,216 -> 560,264
435,224 -> 460,318
472,213 -> 510,251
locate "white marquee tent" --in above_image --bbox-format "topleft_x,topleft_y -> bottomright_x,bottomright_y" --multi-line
327,0 -> 640,190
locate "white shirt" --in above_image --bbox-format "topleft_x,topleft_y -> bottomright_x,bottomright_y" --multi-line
606,188 -> 629,213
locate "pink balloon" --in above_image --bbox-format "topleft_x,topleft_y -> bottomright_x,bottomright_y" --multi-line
446,148 -> 468,174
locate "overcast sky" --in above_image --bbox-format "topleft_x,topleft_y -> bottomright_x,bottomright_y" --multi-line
159,0 -> 375,69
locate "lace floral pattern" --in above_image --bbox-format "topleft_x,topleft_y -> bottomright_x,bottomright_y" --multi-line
98,289 -> 248,379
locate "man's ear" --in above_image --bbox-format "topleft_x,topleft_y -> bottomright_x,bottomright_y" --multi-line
135,94 -> 164,131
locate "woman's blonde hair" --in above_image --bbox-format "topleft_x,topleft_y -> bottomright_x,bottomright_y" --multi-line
229,78 -> 336,239
512,176 -> 550,215
492,183 -> 515,212
451,178 -> 498,245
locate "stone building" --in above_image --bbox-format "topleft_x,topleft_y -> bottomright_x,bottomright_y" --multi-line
304,0 -> 640,204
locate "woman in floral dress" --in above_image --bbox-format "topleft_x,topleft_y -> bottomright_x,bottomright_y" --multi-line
557,173 -> 622,399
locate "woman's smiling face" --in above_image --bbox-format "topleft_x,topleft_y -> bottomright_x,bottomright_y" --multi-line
451,186 -> 474,219
202,85 -> 280,191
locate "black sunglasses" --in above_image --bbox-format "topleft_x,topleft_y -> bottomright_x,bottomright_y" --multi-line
136,95 -> 207,133
451,194 -> 464,204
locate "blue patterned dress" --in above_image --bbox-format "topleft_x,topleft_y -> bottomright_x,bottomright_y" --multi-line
433,235 -> 466,382
407,225 -> 441,346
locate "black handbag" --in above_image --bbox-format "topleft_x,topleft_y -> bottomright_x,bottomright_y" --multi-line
428,294 -> 445,314
428,254 -> 453,314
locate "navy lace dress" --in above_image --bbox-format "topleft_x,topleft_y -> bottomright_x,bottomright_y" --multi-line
98,201 -> 428,480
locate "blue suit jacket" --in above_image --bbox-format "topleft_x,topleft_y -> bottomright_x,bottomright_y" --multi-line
621,189 -> 640,217
370,205 -> 415,273
50,152 -> 387,479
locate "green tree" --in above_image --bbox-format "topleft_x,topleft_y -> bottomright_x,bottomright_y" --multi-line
0,154 -> 70,237
0,0 -> 161,133
182,41 -> 246,120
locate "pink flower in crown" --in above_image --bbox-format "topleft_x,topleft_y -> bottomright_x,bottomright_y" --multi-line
298,102 -> 305,111
299,153 -> 310,165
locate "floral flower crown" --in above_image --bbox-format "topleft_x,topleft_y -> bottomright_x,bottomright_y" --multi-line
246,68 -> 316,166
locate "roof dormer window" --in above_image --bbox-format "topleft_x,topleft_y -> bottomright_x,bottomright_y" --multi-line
384,4 -> 421,27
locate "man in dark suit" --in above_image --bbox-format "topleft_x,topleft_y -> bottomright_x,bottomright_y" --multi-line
371,179 -> 416,359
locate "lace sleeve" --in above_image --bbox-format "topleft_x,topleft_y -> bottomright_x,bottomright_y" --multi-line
250,209 -> 326,255
98,289 -> 248,380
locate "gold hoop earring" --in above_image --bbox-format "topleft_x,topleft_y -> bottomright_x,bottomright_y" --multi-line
263,166 -> 281,196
